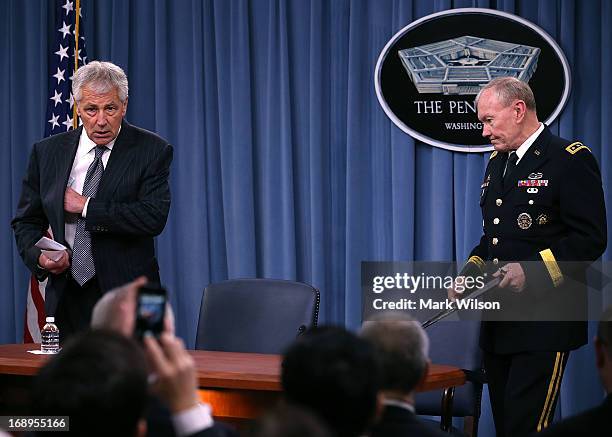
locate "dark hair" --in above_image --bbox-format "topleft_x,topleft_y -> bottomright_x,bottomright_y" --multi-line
32,330 -> 148,437
281,326 -> 381,437
248,403 -> 332,437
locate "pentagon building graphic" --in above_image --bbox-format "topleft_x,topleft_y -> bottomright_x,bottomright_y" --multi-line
398,36 -> 540,95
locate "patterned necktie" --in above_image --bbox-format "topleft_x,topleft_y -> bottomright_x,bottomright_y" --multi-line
71,145 -> 107,286
502,151 -> 518,187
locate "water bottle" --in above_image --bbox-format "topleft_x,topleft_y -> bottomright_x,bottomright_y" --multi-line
41,316 -> 60,354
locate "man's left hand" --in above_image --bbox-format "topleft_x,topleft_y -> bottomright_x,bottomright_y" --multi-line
64,187 -> 87,214
144,332 -> 200,413
494,262 -> 526,292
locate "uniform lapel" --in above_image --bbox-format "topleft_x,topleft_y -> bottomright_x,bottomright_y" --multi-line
95,120 -> 138,200
502,127 -> 551,195
489,153 -> 507,194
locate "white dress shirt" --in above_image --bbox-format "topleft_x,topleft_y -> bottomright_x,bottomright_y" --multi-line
383,398 -> 416,413
515,122 -> 544,164
64,128 -> 119,249
171,403 -> 214,437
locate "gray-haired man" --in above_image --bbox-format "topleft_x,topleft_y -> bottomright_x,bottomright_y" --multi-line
361,315 -> 446,437
13,61 -> 173,340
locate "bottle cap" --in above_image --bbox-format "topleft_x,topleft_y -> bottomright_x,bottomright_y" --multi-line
46,316 -> 55,323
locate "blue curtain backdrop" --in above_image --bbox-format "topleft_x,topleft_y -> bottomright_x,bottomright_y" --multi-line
1,0 -> 610,434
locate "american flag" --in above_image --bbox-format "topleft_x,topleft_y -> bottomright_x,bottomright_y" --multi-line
24,0 -> 88,343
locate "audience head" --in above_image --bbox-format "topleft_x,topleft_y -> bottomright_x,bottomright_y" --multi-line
91,276 -> 174,337
248,403 -> 332,437
360,313 -> 430,400
281,325 -> 381,437
596,305 -> 612,393
32,330 -> 148,437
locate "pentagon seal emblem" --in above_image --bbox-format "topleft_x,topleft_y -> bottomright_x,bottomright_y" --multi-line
375,9 -> 571,152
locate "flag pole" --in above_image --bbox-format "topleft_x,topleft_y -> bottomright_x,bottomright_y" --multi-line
72,0 -> 81,129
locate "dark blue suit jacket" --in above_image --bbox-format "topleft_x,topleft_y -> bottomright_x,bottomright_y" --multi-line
12,120 -> 173,314
370,405 -> 447,437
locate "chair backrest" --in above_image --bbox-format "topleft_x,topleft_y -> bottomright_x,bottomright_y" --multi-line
195,278 -> 320,354
416,320 -> 485,418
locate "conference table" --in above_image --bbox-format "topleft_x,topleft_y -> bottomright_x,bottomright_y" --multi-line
0,344 -> 466,421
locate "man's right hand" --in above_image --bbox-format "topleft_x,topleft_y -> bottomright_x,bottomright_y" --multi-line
143,332 -> 200,413
38,250 -> 70,274
447,275 -> 467,302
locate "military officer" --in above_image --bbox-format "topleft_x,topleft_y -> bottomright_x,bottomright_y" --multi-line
459,77 -> 607,436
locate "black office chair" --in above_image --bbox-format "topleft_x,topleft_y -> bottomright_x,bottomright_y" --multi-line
416,320 -> 486,437
195,278 -> 320,354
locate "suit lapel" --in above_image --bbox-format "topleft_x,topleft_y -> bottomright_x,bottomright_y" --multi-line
51,127 -> 81,245
502,127 -> 551,195
96,121 -> 139,199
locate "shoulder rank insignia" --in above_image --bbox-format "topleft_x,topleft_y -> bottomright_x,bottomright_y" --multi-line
565,142 -> 591,155
489,151 -> 498,160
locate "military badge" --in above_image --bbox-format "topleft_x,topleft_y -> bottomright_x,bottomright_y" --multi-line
481,174 -> 491,189
517,213 -> 532,229
518,180 -> 549,187
537,214 -> 548,225
527,188 -> 538,194
528,172 -> 543,179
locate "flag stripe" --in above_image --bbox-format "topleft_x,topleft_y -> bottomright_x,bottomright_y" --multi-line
24,0 -> 87,343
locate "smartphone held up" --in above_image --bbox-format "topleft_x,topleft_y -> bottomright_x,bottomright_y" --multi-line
134,284 -> 167,341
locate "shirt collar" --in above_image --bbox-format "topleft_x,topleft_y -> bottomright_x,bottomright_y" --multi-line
77,125 -> 121,159
515,122 -> 544,163
383,398 -> 415,413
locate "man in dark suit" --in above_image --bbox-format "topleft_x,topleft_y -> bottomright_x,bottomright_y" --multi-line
453,77 -> 607,435
361,315 -> 446,437
12,61 -> 172,340
536,306 -> 612,437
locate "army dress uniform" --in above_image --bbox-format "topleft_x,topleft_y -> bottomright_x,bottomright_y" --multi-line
464,125 -> 607,436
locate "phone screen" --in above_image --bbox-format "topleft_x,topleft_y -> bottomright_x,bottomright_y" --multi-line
134,285 -> 167,340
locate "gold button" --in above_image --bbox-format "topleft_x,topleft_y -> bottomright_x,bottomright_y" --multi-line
492,238 -> 499,245
529,200 -> 534,205
496,199 -> 502,206
493,218 -> 500,225
493,258 -> 499,265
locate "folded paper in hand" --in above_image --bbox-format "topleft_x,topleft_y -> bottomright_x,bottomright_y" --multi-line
35,237 -> 67,262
